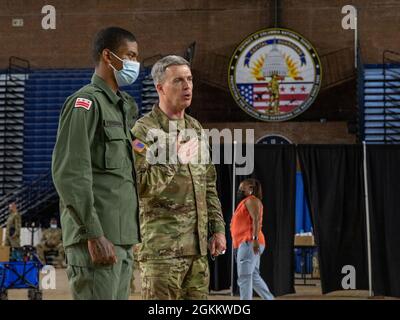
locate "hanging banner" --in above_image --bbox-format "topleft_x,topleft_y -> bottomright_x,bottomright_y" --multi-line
228,28 -> 322,122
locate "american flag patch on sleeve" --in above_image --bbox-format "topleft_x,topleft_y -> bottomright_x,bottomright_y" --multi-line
132,139 -> 146,153
74,98 -> 93,110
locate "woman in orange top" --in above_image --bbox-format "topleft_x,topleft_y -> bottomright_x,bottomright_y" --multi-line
230,178 -> 274,300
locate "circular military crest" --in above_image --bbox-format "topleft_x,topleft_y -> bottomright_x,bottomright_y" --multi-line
228,28 -> 322,122
256,134 -> 292,144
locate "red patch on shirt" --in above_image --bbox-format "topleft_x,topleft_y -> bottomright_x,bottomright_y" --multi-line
74,98 -> 92,110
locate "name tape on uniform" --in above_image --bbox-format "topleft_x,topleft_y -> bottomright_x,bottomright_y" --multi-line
74,98 -> 93,110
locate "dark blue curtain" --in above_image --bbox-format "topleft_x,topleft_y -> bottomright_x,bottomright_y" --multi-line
367,145 -> 400,298
211,144 -> 296,297
298,144 -> 369,294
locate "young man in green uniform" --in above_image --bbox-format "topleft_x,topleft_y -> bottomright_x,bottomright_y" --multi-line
52,27 -> 140,300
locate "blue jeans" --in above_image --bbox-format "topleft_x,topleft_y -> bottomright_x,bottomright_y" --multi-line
236,242 -> 274,300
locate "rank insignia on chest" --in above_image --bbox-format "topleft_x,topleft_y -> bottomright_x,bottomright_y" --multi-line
132,139 -> 146,153
74,98 -> 93,110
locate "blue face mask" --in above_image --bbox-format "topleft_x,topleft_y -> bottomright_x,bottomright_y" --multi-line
110,51 -> 140,87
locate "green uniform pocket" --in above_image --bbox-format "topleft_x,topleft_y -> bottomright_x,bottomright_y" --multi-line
141,260 -> 175,299
65,243 -> 113,269
104,126 -> 129,169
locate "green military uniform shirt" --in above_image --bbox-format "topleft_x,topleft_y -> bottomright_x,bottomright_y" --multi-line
52,74 -> 140,248
131,105 -> 225,261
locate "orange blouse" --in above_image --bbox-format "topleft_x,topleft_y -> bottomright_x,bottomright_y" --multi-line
230,195 -> 266,249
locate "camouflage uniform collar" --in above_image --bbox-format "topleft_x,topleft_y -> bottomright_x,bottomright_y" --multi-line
152,104 -> 193,132
91,73 -> 122,105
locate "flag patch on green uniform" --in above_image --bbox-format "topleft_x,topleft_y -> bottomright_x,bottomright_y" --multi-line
74,98 -> 92,110
132,139 -> 146,153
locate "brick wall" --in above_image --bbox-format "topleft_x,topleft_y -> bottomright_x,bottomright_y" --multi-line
1,1 -> 397,68
1,0 -> 396,141
202,121 -> 356,145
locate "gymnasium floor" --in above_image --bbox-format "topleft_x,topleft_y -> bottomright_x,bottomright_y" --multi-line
6,268 -> 395,300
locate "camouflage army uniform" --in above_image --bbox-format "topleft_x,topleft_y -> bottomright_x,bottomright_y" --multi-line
131,105 -> 225,300
36,228 -> 65,267
5,211 -> 21,248
130,244 -> 140,294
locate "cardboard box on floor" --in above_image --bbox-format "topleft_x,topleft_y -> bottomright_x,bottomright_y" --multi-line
294,235 -> 315,246
0,246 -> 10,262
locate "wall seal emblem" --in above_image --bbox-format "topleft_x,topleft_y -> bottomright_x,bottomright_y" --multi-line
228,28 -> 322,122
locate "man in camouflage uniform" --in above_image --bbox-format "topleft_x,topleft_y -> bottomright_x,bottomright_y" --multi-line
131,55 -> 226,300
5,202 -> 21,248
130,244 -> 140,294
36,218 -> 65,267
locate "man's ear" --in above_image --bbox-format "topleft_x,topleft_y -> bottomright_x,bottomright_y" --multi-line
102,49 -> 112,65
156,83 -> 164,95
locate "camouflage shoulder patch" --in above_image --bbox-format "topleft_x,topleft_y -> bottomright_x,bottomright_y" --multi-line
132,139 -> 147,153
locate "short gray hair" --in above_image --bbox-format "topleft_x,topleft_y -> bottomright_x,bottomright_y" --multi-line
151,55 -> 190,85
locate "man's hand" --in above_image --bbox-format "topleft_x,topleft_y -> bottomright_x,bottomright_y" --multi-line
208,233 -> 227,257
253,240 -> 260,255
177,136 -> 199,164
88,236 -> 117,265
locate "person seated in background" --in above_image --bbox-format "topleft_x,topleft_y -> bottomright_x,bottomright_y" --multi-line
36,218 -> 65,267
5,202 -> 21,248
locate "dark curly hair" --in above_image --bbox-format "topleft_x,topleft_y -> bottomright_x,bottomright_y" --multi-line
242,178 -> 263,200
92,27 -> 136,64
